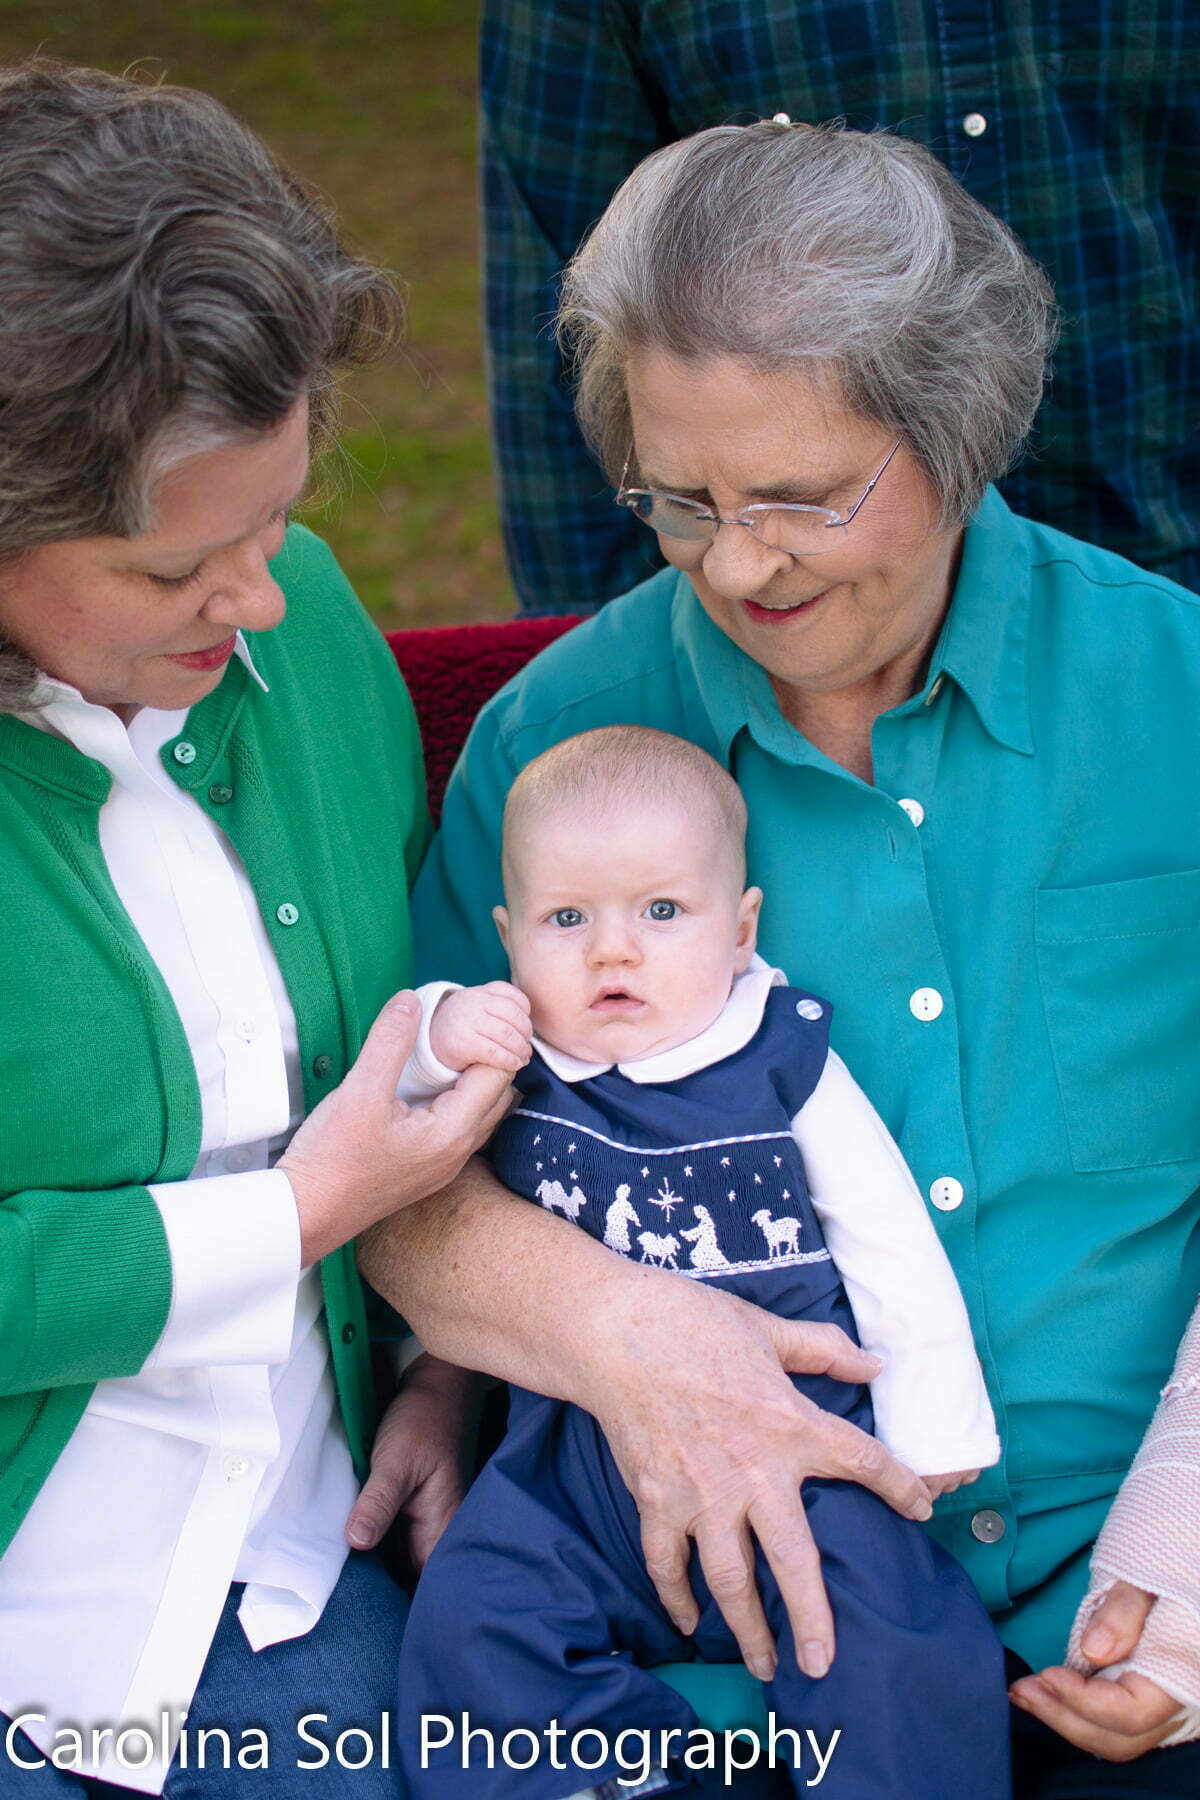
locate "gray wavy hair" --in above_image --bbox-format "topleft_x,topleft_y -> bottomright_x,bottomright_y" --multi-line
0,58 -> 404,710
558,121 -> 1058,523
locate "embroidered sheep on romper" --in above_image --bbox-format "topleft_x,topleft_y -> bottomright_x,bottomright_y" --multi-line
752,1208 -> 803,1258
637,1231 -> 679,1268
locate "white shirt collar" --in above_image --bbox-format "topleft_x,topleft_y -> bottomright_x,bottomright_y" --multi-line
534,953 -> 786,1086
234,632 -> 270,693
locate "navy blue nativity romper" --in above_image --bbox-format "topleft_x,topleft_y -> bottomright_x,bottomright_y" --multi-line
398,987 -> 1010,1798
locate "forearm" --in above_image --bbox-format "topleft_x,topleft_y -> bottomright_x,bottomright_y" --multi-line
357,1155 -> 669,1411
1069,1294 -> 1200,1740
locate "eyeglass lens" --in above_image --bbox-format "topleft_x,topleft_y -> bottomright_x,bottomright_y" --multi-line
627,492 -> 847,555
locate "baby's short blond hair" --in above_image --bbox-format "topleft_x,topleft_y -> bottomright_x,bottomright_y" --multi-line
501,726 -> 747,893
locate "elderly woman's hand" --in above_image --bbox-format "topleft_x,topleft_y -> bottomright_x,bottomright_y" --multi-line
280,993 -> 515,1266
578,1275 -> 932,1682
1010,1583 -> 1184,1759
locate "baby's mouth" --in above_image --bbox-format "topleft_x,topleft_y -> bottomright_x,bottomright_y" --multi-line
589,989 -> 646,1014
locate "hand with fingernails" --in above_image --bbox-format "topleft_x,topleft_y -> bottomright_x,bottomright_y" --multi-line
279,991 -> 516,1268
430,980 -> 533,1076
345,1353 -> 484,1564
1009,1582 -> 1181,1759
573,1286 -> 929,1684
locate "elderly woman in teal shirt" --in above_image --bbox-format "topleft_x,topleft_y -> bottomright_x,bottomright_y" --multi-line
361,122 -> 1200,1790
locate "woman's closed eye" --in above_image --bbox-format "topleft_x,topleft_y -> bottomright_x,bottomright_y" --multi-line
148,562 -> 205,591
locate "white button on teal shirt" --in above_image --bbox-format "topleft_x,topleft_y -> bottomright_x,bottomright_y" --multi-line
412,487 -> 1200,1671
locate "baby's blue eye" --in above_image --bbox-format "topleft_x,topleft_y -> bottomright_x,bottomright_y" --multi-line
551,907 -> 584,928
646,899 -> 678,921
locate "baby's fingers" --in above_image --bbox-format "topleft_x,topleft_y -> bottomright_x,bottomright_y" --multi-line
483,1011 -> 533,1047
485,997 -> 535,1038
484,980 -> 531,1016
472,1025 -> 531,1072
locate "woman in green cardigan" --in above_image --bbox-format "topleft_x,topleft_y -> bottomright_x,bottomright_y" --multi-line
0,59 -> 516,1797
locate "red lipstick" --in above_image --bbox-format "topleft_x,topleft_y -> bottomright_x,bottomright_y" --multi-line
164,636 -> 237,672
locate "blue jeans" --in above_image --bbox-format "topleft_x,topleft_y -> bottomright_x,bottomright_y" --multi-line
0,1553 -> 408,1798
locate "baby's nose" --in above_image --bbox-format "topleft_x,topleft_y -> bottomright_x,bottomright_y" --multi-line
588,920 -> 640,965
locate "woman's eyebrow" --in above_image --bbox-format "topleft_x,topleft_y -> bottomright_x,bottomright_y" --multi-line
637,471 -> 708,498
744,477 -> 835,504
136,487 -> 308,564
640,473 -> 839,505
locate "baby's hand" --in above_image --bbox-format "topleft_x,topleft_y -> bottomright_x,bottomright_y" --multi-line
430,981 -> 533,1076
920,1468 -> 982,1501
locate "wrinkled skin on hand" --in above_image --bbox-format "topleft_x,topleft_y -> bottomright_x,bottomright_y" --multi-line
574,1282 -> 932,1683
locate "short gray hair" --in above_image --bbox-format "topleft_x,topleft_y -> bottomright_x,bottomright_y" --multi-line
558,121 -> 1058,524
0,58 -> 404,709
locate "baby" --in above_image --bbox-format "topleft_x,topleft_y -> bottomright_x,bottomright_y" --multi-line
397,726 -> 1009,1799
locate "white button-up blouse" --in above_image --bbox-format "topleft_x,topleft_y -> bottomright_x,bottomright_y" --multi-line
0,640 -> 358,1794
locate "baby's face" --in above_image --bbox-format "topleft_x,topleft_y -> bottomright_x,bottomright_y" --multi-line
495,797 -> 761,1065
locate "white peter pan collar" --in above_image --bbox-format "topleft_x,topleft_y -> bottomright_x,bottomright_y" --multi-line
534,953 -> 786,1086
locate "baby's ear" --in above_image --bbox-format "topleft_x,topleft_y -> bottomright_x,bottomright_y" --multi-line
733,886 -> 763,972
492,904 -> 510,951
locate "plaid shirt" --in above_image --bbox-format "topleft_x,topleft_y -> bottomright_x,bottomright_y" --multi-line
482,0 -> 1200,614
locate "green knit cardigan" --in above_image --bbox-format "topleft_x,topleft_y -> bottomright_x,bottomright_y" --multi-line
0,524 -> 429,1555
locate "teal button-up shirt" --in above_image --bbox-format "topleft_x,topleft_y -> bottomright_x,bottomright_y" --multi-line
412,488 -> 1200,1669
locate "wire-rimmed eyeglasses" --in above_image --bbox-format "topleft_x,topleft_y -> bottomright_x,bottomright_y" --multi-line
615,440 -> 902,557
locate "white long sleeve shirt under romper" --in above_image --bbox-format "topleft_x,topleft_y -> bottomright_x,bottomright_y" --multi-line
0,640 -> 359,1795
407,959 -> 1001,1476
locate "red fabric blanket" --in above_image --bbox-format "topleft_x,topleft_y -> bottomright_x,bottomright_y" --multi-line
386,617 -> 582,822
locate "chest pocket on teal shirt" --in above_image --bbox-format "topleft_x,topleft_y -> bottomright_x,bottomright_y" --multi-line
1035,867 -> 1200,1172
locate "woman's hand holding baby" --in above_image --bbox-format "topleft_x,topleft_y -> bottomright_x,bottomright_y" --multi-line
430,980 -> 533,1075
281,992 -> 516,1266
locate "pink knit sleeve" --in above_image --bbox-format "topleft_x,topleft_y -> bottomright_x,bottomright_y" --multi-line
1067,1294 -> 1200,1746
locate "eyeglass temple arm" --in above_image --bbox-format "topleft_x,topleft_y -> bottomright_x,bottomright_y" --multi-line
838,440 -> 903,525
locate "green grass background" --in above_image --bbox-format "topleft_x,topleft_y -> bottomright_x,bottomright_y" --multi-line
0,0 -> 513,627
